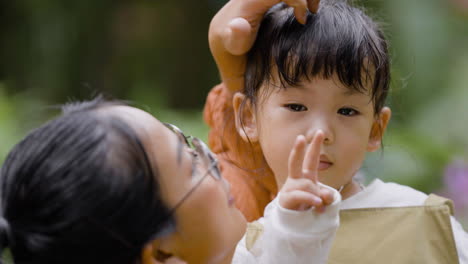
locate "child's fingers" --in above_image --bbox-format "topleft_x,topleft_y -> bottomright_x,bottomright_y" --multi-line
307,0 -> 320,14
283,175 -> 321,199
280,190 -> 323,210
320,187 -> 335,206
302,130 -> 325,183
222,17 -> 253,56
282,178 -> 321,195
288,135 -> 307,179
314,203 -> 325,213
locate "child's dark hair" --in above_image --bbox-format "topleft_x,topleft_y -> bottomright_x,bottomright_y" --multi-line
244,0 -> 390,115
0,98 -> 174,264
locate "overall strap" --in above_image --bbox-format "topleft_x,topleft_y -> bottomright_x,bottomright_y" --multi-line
245,221 -> 264,251
328,196 -> 460,263
424,194 -> 455,216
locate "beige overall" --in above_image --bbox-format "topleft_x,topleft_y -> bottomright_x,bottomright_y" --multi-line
246,194 -> 459,264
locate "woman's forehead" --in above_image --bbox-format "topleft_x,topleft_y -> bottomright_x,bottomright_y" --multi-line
101,105 -> 179,160
104,105 -> 159,129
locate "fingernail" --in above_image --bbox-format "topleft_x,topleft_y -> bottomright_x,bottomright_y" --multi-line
314,197 -> 322,204
309,0 -> 320,13
295,135 -> 305,146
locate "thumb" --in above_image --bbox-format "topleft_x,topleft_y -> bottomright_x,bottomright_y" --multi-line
222,17 -> 254,56
319,187 -> 335,206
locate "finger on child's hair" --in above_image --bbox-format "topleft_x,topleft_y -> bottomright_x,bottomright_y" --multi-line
281,190 -> 323,210
223,17 -> 252,55
308,0 -> 320,14
302,130 -> 324,183
284,0 -> 309,24
319,187 -> 335,206
288,135 -> 307,179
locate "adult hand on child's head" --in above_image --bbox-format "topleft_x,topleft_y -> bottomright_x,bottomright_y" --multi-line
279,131 -> 335,212
210,0 -> 320,92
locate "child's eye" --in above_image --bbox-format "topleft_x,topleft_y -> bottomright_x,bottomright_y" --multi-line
337,108 -> 359,116
285,104 -> 307,112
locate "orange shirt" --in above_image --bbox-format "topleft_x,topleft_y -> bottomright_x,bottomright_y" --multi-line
203,84 -> 277,221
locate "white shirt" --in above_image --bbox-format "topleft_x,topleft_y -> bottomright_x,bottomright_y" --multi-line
232,179 -> 468,263
232,183 -> 341,263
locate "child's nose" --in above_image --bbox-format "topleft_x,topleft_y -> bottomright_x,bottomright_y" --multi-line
305,125 -> 334,145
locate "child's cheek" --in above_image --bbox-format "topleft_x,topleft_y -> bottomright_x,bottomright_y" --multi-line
259,130 -> 298,188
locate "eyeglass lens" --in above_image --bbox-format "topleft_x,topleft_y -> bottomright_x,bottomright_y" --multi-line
164,123 -> 221,181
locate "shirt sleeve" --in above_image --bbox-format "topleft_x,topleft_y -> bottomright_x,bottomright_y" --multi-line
451,216 -> 468,264
233,183 -> 341,264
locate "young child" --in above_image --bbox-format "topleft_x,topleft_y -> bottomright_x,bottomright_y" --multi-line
205,0 -> 468,262
232,131 -> 342,263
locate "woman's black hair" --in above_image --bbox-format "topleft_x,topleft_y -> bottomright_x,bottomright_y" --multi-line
0,97 -> 174,264
244,0 -> 390,114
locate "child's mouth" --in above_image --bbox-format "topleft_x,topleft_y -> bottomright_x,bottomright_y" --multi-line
318,161 -> 333,171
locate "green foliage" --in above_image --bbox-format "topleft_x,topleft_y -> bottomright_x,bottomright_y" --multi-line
0,84 -> 22,164
0,0 -> 467,226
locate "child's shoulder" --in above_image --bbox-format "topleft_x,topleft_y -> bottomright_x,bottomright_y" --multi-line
341,178 -> 428,209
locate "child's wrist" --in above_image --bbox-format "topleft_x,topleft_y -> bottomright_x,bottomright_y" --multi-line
273,192 -> 341,234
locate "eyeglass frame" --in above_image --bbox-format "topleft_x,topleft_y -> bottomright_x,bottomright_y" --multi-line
163,123 -> 222,214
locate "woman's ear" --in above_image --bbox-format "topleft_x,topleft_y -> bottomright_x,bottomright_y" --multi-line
367,107 -> 391,152
232,92 -> 259,143
141,243 -> 158,264
142,239 -> 185,264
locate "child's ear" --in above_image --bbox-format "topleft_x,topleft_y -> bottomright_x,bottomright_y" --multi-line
232,92 -> 259,143
367,107 -> 391,152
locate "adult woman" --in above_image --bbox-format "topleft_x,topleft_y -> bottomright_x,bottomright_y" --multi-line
0,98 -> 246,264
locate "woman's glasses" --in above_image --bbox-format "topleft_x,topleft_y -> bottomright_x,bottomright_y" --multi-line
163,123 -> 222,212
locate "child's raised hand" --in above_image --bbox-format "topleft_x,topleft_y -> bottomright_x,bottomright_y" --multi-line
210,0 -> 320,92
279,131 -> 335,212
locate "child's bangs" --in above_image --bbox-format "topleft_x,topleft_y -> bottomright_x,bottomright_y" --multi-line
246,2 -> 390,112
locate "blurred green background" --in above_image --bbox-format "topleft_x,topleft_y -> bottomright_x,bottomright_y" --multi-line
0,0 -> 467,226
